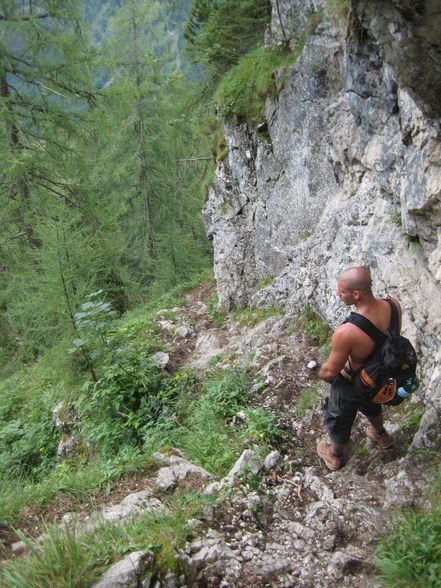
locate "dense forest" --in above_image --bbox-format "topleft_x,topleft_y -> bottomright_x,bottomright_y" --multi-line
0,0 -> 276,370
0,0 -> 211,368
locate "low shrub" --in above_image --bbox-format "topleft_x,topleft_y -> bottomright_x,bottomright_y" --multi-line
78,356 -> 192,456
214,44 -> 302,125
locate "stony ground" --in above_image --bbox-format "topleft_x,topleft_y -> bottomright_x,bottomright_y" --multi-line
1,286 -> 434,587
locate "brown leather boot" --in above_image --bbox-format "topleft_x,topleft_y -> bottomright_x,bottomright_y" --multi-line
366,425 -> 393,449
317,440 -> 343,471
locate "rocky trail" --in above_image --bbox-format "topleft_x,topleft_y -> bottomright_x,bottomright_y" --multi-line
2,287 -> 435,587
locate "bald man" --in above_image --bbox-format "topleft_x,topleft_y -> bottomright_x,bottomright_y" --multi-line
317,266 -> 402,470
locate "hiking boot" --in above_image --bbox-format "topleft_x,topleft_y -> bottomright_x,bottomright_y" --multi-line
317,440 -> 343,471
366,425 -> 393,449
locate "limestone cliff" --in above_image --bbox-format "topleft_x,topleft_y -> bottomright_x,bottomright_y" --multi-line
204,0 -> 441,443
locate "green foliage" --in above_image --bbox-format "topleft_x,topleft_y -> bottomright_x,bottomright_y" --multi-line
0,448 -> 154,524
185,0 -> 271,76
327,0 -> 351,21
295,383 -> 321,418
0,1 -> 213,366
70,291 -> 117,356
299,305 -> 332,348
391,212 -> 403,228
78,354 -> 180,455
254,276 -> 275,291
243,407 -> 281,446
306,10 -> 322,34
143,367 -> 253,477
203,368 -> 249,419
352,444 -> 368,456
400,405 -> 425,433
374,504 -> 441,587
1,492 -> 211,586
214,45 -> 302,124
206,293 -> 225,326
0,372 -> 61,481
233,306 -> 283,327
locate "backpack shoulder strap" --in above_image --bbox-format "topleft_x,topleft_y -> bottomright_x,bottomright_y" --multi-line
384,298 -> 400,334
343,312 -> 386,346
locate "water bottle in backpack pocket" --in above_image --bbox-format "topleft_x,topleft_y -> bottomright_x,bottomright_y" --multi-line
386,374 -> 420,406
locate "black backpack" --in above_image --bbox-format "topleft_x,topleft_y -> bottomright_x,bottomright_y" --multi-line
344,299 -> 418,405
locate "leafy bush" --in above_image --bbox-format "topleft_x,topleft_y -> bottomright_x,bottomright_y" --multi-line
214,45 -> 302,125
143,368 -> 252,476
78,352 -> 175,454
243,407 -> 281,446
0,374 -> 60,481
203,368 -> 249,419
374,504 -> 441,587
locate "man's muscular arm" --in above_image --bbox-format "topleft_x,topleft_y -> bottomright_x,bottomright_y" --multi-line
318,326 -> 353,382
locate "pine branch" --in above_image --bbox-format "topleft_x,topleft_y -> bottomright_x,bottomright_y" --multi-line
0,13 -> 49,21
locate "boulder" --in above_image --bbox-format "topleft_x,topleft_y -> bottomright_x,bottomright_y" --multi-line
92,550 -> 154,588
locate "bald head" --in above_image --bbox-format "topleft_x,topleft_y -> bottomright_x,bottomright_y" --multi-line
338,266 -> 372,293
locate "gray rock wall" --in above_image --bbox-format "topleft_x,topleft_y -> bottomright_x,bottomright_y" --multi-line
204,0 -> 441,433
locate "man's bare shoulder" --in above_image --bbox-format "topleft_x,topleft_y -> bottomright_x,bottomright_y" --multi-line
334,322 -> 363,340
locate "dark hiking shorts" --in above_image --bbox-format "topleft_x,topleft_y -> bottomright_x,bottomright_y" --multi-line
323,375 -> 382,445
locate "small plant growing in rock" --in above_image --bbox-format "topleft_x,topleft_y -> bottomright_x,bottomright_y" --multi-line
233,306 -> 283,327
296,383 -> 321,418
206,293 -> 225,326
400,405 -> 425,434
306,10 -> 322,35
299,305 -> 332,348
254,276 -> 275,291
327,0 -> 350,21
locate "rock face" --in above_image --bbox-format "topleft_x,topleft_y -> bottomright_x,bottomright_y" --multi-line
204,0 -> 441,439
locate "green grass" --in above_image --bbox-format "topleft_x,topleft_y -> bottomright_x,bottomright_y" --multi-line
125,270 -> 214,322
374,503 -> 441,587
0,273 -> 284,588
214,44 -> 302,125
143,368 -> 253,477
299,305 -> 332,349
306,10 -> 322,35
1,492 -> 212,587
254,276 -> 275,291
295,383 -> 321,418
206,293 -> 225,326
0,450 -> 155,524
232,306 -> 283,327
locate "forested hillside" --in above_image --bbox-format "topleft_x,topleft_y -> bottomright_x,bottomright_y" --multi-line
0,0 -> 212,369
